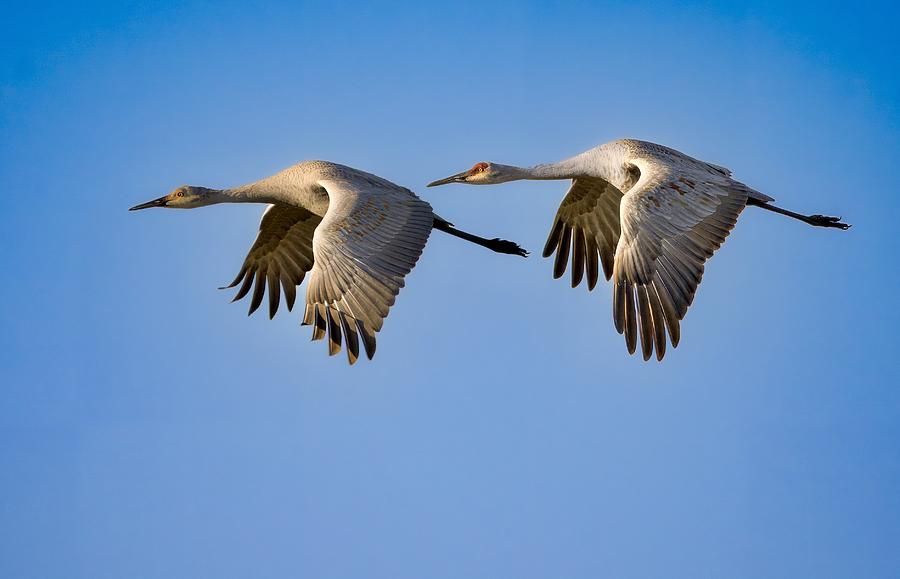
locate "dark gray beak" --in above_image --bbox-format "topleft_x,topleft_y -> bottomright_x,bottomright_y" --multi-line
129,195 -> 169,211
427,171 -> 469,187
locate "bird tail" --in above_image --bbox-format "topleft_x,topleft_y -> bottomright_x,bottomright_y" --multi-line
432,216 -> 528,257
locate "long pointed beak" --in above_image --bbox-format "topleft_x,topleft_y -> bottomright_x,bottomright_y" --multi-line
427,171 -> 469,187
129,195 -> 169,211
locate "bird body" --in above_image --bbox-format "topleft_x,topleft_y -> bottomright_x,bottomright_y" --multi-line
429,139 -> 848,361
131,161 -> 525,364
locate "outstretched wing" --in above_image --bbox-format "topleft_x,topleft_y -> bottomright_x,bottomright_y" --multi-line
223,205 -> 321,319
543,176 -> 623,290
302,179 -> 433,364
612,159 -> 751,361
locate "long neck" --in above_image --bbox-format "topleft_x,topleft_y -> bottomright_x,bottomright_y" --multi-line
179,186 -> 268,209
202,181 -> 309,207
520,145 -> 633,191
526,157 -> 588,180
220,182 -> 283,204
216,171 -> 329,215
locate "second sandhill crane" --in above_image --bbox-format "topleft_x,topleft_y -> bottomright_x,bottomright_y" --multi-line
429,139 -> 849,361
131,161 -> 526,364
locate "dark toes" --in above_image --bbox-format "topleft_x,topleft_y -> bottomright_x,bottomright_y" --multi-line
810,214 -> 850,229
491,238 -> 529,257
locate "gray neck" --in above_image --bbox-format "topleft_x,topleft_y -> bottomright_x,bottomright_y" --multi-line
198,176 -> 328,215
194,187 -> 249,203
526,159 -> 586,180
515,145 -> 633,191
219,184 -> 280,204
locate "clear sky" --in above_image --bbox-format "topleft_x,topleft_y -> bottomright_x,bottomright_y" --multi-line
1,1 -> 898,577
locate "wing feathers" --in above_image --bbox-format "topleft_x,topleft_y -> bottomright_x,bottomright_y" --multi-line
553,225 -> 572,279
543,220 -> 564,258
248,267 -> 266,315
356,319 -> 377,360
311,303 -> 327,341
326,308 -> 342,356
303,179 -> 433,361
282,277 -> 296,312
579,235 -> 596,290
571,228 -> 586,288
339,312 -> 360,365
544,177 -> 624,290
266,269 -> 280,319
232,272 -> 254,302
636,285 -> 654,361
226,205 -> 321,319
611,157 -> 749,360
623,281 -> 638,355
646,282 -> 668,361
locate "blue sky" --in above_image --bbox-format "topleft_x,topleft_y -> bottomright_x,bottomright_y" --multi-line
1,1 -> 898,577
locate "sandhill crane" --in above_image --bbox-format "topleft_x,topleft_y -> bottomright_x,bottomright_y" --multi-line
130,161 -> 526,364
428,139 -> 849,361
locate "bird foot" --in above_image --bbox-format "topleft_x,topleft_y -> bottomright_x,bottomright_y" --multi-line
488,238 -> 529,257
808,215 -> 851,230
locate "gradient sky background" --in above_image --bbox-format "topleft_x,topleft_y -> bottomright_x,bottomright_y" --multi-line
2,1 -> 899,577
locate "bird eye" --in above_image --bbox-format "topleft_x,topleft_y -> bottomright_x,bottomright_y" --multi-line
176,191 -> 184,197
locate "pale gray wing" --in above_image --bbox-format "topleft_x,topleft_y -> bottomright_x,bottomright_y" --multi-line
543,176 -> 624,289
613,159 -> 750,361
223,204 -> 322,319
302,179 -> 433,364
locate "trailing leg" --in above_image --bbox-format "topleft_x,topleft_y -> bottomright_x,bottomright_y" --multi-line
432,217 -> 528,256
747,198 -> 850,230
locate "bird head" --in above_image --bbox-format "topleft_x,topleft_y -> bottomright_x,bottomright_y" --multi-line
129,186 -> 218,211
427,162 -> 522,187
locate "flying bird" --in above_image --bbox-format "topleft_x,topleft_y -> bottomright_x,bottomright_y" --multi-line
131,161 -> 526,364
428,139 -> 849,361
